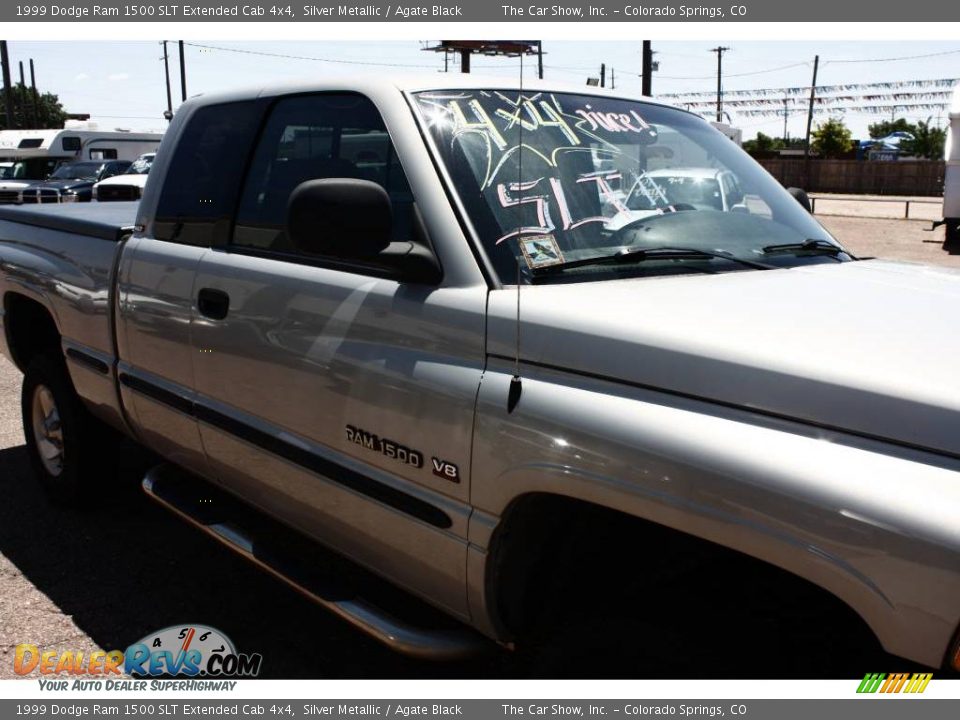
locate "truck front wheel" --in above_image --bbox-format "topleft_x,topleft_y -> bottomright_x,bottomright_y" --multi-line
21,355 -> 105,505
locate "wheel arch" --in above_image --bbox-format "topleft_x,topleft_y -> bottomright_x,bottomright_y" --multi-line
3,291 -> 63,374
484,489 -> 890,660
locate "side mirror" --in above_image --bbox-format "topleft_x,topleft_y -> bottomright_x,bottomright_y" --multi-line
288,178 -> 392,261
787,187 -> 812,213
286,178 -> 442,284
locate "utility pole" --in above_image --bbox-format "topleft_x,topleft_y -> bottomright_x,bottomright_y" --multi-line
162,41 -> 173,119
610,68 -> 615,89
803,55 -> 819,157
710,46 -> 729,122
18,61 -> 29,127
537,41 -> 543,80
803,54 -> 820,189
178,40 -> 187,101
600,63 -> 605,88
783,97 -> 789,142
443,49 -> 449,73
0,41 -> 15,130
641,40 -> 653,96
29,59 -> 39,127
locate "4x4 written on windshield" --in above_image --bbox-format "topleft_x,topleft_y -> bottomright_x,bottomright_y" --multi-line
414,89 -> 838,281
417,90 -> 657,245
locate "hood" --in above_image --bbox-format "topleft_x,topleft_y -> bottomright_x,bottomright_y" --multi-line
488,260 -> 960,458
95,174 -> 148,188
26,178 -> 95,192
0,180 -> 31,191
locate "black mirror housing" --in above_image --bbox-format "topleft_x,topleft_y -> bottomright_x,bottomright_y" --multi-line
285,178 -> 442,285
787,187 -> 812,213
287,178 -> 393,260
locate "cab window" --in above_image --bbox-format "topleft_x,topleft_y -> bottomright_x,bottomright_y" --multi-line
232,93 -> 413,256
154,101 -> 264,247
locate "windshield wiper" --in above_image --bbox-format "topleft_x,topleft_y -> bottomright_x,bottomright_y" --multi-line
761,238 -> 847,257
530,245 -> 776,277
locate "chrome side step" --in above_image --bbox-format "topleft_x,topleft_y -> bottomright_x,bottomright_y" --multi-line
142,464 -> 488,661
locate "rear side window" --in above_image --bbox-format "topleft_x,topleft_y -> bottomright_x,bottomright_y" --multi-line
154,101 -> 263,247
232,93 -> 413,255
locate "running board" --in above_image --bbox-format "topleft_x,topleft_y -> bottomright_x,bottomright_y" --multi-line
141,464 -> 488,661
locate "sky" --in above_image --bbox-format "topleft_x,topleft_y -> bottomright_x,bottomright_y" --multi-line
4,40 -> 959,140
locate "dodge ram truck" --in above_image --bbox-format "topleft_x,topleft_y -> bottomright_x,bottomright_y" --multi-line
0,76 -> 958,673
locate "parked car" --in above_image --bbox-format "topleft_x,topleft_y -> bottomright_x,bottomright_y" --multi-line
18,160 -> 132,203
606,167 -> 748,231
0,76 -> 958,674
92,152 -> 155,202
0,124 -> 162,204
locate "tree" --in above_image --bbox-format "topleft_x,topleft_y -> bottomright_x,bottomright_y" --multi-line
901,118 -> 946,160
811,118 -> 854,158
0,83 -> 68,130
867,118 -> 915,139
743,131 -> 780,153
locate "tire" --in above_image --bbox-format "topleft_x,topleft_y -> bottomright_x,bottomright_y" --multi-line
946,218 -> 959,247
787,187 -> 812,213
21,354 -> 108,505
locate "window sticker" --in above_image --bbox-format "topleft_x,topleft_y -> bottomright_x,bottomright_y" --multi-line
519,234 -> 565,269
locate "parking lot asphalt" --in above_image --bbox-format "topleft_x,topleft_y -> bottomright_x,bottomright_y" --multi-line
0,210 -> 948,681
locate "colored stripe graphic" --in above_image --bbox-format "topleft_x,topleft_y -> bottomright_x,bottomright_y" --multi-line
857,672 -> 932,694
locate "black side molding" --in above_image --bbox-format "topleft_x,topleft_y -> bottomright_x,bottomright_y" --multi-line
118,372 -> 452,530
66,348 -> 109,375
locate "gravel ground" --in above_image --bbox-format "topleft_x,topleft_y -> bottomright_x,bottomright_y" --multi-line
0,206 -> 943,680
819,215 -> 960,268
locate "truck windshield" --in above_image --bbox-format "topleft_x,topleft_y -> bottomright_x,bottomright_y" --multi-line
127,154 -> 154,174
0,157 -> 70,181
413,90 -> 849,283
49,161 -> 103,180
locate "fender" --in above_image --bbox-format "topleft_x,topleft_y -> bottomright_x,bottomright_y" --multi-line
468,360 -> 960,668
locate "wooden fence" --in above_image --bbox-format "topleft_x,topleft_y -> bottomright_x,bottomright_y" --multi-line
756,159 -> 945,196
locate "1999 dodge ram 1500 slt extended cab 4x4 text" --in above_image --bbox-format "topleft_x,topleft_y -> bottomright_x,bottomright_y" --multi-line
0,76 -> 958,673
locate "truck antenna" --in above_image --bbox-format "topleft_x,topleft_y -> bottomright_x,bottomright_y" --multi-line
507,52 -> 525,414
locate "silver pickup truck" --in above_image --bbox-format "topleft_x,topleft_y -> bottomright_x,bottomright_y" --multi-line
1,76 -> 958,674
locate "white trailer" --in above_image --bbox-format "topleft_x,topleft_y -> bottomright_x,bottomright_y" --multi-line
944,86 -> 960,243
0,122 -> 163,203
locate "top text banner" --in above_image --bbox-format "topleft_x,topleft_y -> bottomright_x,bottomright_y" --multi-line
4,0 -> 960,22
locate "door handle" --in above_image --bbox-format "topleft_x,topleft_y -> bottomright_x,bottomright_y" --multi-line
197,288 -> 230,320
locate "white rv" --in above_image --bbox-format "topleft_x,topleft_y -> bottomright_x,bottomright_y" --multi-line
0,121 -> 163,203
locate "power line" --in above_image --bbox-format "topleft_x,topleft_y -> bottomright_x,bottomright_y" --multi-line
182,42 -> 440,69
656,61 -> 809,80
825,48 -> 960,64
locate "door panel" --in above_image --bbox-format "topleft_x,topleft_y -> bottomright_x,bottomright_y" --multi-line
190,251 -> 486,614
115,236 -> 209,473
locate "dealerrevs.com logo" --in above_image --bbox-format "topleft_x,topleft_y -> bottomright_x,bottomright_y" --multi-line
14,624 -> 263,681
125,624 -> 262,677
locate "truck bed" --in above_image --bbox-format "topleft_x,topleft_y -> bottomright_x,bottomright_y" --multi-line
0,201 -> 138,242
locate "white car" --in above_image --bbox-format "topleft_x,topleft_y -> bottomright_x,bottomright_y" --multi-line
92,152 -> 154,201
605,167 -> 746,232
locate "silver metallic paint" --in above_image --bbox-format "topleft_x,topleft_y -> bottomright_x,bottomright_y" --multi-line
0,76 -> 957,666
